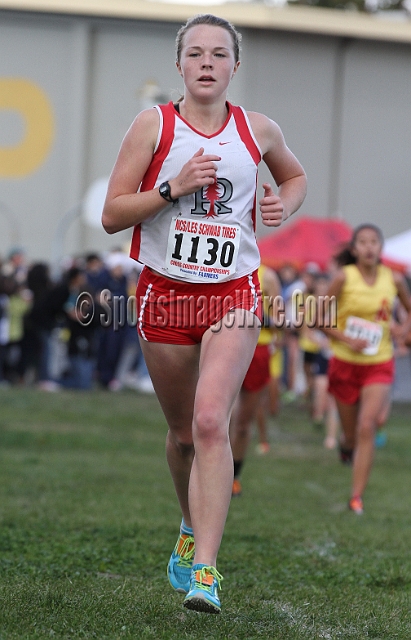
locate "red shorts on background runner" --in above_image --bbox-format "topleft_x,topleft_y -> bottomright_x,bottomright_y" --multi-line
328,356 -> 395,405
136,267 -> 262,345
242,344 -> 270,393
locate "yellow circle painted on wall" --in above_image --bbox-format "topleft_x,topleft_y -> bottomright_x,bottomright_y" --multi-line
0,78 -> 55,178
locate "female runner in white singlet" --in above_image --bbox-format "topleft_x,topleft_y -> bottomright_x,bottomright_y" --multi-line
102,14 -> 307,614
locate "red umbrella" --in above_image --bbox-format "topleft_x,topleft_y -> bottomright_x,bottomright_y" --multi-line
258,215 -> 353,272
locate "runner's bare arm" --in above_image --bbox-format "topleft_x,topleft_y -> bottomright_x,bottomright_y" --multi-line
248,112 -> 307,227
102,110 -> 220,234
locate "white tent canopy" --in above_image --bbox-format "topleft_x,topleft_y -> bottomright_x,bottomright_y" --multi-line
383,229 -> 411,274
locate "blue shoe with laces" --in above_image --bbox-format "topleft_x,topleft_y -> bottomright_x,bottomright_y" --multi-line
183,564 -> 223,614
167,531 -> 195,594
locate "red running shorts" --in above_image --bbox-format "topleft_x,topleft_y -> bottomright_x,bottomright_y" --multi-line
328,356 -> 395,405
136,267 -> 262,345
242,344 -> 271,393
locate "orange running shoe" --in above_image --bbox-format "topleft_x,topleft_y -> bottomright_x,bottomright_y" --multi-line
348,496 -> 364,515
232,478 -> 242,497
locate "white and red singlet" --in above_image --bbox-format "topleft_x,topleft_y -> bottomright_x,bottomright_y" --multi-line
130,101 -> 262,283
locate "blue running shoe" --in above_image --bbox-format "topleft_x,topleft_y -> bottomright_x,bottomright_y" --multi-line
167,533 -> 195,594
183,564 -> 223,614
375,430 -> 387,448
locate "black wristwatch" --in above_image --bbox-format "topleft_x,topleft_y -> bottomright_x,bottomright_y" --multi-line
159,181 -> 179,204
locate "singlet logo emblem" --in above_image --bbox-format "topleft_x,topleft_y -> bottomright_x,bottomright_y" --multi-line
375,299 -> 390,322
191,178 -> 233,218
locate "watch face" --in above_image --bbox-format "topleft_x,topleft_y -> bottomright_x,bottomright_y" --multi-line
160,182 -> 170,199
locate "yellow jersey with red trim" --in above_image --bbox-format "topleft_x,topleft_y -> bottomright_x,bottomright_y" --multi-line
331,264 -> 397,364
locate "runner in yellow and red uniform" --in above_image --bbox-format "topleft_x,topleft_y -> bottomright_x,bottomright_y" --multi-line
230,264 -> 281,496
321,224 -> 411,515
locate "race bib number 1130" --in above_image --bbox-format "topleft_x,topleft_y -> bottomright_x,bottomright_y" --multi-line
165,217 -> 241,282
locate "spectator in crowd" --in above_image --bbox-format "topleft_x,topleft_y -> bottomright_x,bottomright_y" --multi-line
96,252 -> 129,388
23,265 -> 86,389
4,277 -> 31,384
85,252 -> 110,296
58,269 -> 101,390
2,246 -> 27,285
108,266 -> 154,393
20,262 -> 53,385
0,274 -> 10,386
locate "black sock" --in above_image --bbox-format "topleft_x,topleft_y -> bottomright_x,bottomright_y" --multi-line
233,460 -> 243,478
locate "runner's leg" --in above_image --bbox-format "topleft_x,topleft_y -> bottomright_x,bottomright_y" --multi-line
352,383 -> 391,499
140,339 -> 200,528
335,399 -> 358,451
230,388 -> 261,463
255,394 -> 270,446
189,309 -> 260,567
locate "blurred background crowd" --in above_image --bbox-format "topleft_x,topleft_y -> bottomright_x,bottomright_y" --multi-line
0,246 -> 152,394
0,244 -> 409,436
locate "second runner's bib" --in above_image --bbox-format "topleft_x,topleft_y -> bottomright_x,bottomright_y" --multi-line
344,315 -> 383,356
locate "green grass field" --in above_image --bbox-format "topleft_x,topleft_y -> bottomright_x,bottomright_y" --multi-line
0,388 -> 410,639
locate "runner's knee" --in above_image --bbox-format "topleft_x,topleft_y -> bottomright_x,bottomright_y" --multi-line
168,428 -> 194,451
193,408 -> 228,446
357,416 -> 376,439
